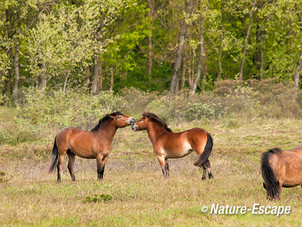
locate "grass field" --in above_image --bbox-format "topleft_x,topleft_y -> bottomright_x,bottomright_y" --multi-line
1,106 -> 302,226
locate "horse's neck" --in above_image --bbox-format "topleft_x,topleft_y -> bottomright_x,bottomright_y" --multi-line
146,122 -> 167,144
95,121 -> 117,142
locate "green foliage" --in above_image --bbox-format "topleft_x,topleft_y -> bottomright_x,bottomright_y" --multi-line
185,103 -> 223,121
84,194 -> 113,203
2,80 -> 300,146
1,0 -> 302,96
19,88 -> 123,128
14,80 -> 302,132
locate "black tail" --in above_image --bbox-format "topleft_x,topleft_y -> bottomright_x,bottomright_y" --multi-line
194,133 -> 213,167
261,148 -> 282,200
48,136 -> 58,173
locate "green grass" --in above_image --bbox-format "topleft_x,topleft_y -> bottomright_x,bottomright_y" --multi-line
1,107 -> 302,226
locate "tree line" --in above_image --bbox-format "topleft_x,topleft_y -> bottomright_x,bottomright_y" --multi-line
1,0 -> 302,104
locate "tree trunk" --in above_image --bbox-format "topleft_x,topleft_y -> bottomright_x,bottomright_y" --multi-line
259,46 -> 264,79
217,31 -> 223,80
63,67 -> 72,93
170,0 -> 195,93
294,38 -> 302,88
180,49 -> 186,90
99,63 -> 103,92
239,0 -> 257,80
38,65 -> 47,90
191,8 -> 205,94
217,2 -> 224,80
92,54 -> 101,95
201,55 -> 207,91
84,66 -> 90,88
109,68 -> 114,94
147,0 -> 155,81
12,21 -> 21,105
255,4 -> 264,80
188,46 -> 194,89
12,44 -> 20,104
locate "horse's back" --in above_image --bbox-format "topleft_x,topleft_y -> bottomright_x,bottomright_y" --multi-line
288,145 -> 302,153
56,127 -> 95,156
279,146 -> 302,187
163,127 -> 209,153
56,127 -> 84,142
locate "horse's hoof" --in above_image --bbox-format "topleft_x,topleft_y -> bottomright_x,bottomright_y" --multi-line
202,176 -> 206,180
209,173 -> 214,179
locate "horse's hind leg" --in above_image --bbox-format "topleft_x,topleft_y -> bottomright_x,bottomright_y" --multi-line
201,166 -> 207,180
67,150 -> 76,181
203,159 -> 213,179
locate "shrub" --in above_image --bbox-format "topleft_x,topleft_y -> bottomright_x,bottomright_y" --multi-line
84,194 -> 113,203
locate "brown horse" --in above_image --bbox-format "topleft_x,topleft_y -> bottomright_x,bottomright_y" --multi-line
261,146 -> 302,200
48,111 -> 135,182
131,112 -> 213,179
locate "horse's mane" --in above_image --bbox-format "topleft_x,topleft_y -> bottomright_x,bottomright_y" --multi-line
143,112 -> 172,132
91,111 -> 124,132
268,147 -> 283,154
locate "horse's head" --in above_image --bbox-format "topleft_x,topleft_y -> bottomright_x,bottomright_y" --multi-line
110,112 -> 136,128
263,182 -> 280,200
131,116 -> 148,131
132,112 -> 172,132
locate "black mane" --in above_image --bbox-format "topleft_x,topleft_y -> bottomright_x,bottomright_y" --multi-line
91,111 -> 124,132
143,112 -> 172,132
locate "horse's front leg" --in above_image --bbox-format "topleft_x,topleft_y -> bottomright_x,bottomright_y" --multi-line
165,159 -> 170,177
67,151 -> 76,181
157,154 -> 168,178
96,153 -> 109,180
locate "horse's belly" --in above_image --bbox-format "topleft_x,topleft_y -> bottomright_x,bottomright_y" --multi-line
75,152 -> 95,159
164,142 -> 193,158
70,145 -> 95,159
282,172 -> 302,187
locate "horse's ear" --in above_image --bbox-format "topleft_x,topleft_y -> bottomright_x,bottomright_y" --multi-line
263,182 -> 267,189
109,115 -> 115,120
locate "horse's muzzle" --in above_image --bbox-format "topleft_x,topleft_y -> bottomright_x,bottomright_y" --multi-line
129,117 -> 136,125
131,124 -> 137,131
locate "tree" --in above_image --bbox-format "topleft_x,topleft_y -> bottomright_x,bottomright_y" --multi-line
170,0 -> 196,93
239,0 -> 257,80
191,0 -> 206,94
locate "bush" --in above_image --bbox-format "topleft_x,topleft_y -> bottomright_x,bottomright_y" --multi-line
84,194 -> 113,203
6,79 -> 302,137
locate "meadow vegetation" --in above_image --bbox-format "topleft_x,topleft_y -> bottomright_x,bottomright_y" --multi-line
1,79 -> 302,226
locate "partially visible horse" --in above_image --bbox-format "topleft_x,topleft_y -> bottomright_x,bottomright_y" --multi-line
49,112 -> 135,182
261,146 -> 302,200
131,112 -> 213,179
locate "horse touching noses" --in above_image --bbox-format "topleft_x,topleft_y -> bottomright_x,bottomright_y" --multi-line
129,117 -> 136,125
49,112 -> 135,182
132,112 -> 214,179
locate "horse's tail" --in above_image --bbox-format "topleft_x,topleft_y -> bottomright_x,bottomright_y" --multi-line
48,136 -> 58,173
261,148 -> 282,199
194,133 -> 213,167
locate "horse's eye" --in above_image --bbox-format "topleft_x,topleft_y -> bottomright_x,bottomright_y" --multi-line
118,116 -> 122,119
138,120 -> 142,122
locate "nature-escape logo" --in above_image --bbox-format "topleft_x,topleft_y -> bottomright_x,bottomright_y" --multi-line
201,203 -> 291,217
